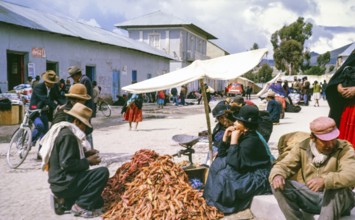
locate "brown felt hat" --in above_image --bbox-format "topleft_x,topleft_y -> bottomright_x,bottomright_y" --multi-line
65,84 -> 91,100
42,70 -> 59,84
64,103 -> 92,128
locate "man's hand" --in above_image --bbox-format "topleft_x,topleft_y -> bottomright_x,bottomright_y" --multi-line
87,154 -> 101,166
306,177 -> 325,192
272,175 -> 285,190
85,149 -> 99,157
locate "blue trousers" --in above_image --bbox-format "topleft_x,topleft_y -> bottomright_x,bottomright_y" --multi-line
32,114 -> 49,145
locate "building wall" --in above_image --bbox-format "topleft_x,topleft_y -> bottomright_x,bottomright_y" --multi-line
0,23 -> 170,97
128,27 -> 208,62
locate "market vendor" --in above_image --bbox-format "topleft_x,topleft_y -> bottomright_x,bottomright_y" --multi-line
203,105 -> 273,214
39,103 -> 109,218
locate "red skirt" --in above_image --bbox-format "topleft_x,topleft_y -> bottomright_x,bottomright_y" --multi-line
124,103 -> 143,122
339,102 -> 355,148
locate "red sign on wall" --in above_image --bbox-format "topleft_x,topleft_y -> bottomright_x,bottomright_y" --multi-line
31,48 -> 46,58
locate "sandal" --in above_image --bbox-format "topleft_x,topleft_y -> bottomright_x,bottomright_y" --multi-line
71,204 -> 101,218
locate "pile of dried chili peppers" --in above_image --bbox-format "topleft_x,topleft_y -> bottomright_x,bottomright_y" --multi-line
102,149 -> 223,219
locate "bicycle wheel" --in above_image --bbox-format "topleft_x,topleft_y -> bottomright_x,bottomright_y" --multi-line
100,101 -> 111,117
7,127 -> 32,169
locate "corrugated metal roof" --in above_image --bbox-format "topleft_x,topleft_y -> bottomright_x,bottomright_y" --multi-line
339,42 -> 355,57
0,1 -> 173,60
115,11 -> 217,40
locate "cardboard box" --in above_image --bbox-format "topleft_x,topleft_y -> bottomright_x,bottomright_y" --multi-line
184,166 -> 209,184
0,105 -> 22,125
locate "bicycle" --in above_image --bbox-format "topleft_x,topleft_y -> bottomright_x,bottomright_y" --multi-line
97,97 -> 111,117
6,108 -> 41,169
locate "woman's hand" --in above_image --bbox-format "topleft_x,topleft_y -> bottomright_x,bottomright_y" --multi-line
230,129 -> 243,144
223,126 -> 235,142
338,84 -> 355,99
342,86 -> 355,99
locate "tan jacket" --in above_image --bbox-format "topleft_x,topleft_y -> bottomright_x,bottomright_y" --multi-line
269,138 -> 355,189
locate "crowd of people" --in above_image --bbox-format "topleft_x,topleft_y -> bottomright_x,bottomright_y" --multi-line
18,51 -> 355,219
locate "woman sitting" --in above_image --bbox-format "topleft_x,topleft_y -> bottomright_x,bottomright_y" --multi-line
203,105 -> 273,214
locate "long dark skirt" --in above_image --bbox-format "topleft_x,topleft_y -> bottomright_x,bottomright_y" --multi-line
203,156 -> 271,214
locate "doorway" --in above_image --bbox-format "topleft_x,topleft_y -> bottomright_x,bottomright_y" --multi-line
112,71 -> 121,101
46,62 -> 58,73
86,66 -> 96,81
7,52 -> 25,91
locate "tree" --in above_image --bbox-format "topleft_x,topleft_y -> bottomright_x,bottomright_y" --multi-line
271,17 -> 313,75
256,64 -> 273,83
250,43 -> 259,50
317,51 -> 330,67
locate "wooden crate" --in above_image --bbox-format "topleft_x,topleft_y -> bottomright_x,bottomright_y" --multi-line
0,105 -> 21,125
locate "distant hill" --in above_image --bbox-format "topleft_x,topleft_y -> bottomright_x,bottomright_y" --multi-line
310,43 -> 353,65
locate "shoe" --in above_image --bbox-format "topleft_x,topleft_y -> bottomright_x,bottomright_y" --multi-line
71,204 -> 101,218
50,193 -> 66,215
36,153 -> 42,161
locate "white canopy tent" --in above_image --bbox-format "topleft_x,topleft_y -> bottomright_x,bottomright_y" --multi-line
122,48 -> 268,164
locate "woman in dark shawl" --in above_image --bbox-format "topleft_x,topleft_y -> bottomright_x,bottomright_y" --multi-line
203,105 -> 273,214
326,51 -> 355,147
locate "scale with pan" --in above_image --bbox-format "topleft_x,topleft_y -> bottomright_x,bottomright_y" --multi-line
172,134 -> 208,184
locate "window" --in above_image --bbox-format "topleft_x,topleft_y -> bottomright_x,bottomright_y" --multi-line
132,70 -> 137,82
149,33 -> 160,49
147,73 -> 152,79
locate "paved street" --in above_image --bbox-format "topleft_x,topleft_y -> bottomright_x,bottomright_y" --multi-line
0,97 -> 331,219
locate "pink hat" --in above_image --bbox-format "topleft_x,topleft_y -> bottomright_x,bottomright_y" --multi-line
310,117 -> 340,141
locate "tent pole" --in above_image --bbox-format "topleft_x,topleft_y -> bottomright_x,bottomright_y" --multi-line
199,79 -> 213,165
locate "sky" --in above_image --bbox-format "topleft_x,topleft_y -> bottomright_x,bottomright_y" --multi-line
5,0 -> 355,59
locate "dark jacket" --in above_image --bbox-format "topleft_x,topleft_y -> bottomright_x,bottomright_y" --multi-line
48,127 -> 90,193
30,82 -> 66,121
203,131 -> 272,214
267,99 -> 281,123
79,75 -> 94,112
171,88 -> 178,96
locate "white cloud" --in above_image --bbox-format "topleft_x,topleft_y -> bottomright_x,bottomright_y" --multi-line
5,0 -> 355,56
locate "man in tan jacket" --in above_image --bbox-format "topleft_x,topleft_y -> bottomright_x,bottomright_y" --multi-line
270,116 -> 355,219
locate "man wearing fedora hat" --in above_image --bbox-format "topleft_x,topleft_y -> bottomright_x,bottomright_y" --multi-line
270,116 -> 355,219
30,70 -> 66,155
40,103 -> 109,217
51,83 -> 91,125
67,66 -> 94,112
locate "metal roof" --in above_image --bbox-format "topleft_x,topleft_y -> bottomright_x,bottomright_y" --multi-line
115,11 -> 217,40
0,1 -> 173,60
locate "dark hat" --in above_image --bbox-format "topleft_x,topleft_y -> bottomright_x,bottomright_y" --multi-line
310,117 -> 339,141
68,66 -> 81,77
212,101 -> 229,118
233,105 -> 259,125
232,95 -> 245,105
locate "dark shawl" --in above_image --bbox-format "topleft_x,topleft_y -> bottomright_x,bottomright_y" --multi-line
326,53 -> 355,126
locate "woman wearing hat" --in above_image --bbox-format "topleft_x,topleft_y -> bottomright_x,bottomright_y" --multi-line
203,105 -> 273,214
30,70 -> 66,158
205,101 -> 234,164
